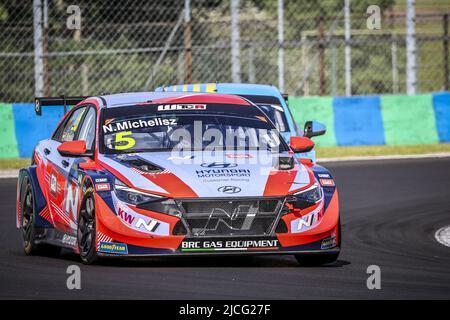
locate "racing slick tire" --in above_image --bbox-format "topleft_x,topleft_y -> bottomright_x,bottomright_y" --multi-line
20,175 -> 61,256
77,190 -> 99,265
294,219 -> 341,266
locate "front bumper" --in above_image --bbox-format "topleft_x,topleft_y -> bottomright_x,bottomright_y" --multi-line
94,188 -> 340,257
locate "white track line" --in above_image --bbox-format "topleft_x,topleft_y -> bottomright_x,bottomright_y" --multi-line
0,170 -> 19,179
318,152 -> 450,163
435,226 -> 450,248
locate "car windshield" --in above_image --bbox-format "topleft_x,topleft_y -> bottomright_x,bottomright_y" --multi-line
239,95 -> 289,132
100,103 -> 288,154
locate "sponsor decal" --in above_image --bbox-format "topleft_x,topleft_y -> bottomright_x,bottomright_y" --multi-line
196,168 -> 250,179
321,236 -> 337,250
317,173 -> 331,178
50,173 -> 57,195
118,207 -> 135,224
319,179 -> 335,187
226,154 -> 253,159
95,183 -> 111,192
191,203 -> 257,236
117,207 -> 160,233
95,178 -> 108,183
181,239 -> 279,252
64,181 -> 80,222
201,162 -> 237,169
102,117 -> 177,133
112,195 -> 170,236
98,241 -> 128,254
157,104 -> 206,111
62,234 -> 77,247
290,201 -> 324,233
217,186 -> 241,194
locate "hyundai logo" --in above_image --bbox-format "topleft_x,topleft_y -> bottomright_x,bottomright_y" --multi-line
218,186 -> 242,194
201,162 -> 238,169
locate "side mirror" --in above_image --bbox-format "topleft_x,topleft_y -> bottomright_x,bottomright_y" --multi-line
57,140 -> 88,157
282,93 -> 289,105
290,136 -> 315,153
304,121 -> 326,138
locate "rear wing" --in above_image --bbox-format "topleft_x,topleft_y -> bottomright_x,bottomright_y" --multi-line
34,96 -> 89,116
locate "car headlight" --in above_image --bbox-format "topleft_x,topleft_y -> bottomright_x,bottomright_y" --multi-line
291,183 -> 323,209
114,179 -> 163,205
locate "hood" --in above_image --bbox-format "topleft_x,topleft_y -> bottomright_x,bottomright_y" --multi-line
98,150 -> 311,198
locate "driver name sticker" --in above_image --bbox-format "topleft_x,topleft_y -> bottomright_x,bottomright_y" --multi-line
103,117 -> 177,133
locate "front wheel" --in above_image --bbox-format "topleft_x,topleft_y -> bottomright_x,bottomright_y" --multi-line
77,192 -> 98,264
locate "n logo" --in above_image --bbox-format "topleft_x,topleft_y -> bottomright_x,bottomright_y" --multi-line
65,182 -> 80,221
135,218 -> 160,233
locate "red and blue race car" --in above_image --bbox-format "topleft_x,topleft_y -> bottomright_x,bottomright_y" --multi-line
17,92 -> 340,265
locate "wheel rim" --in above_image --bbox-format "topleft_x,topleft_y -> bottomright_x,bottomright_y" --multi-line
78,196 -> 95,257
22,183 -> 34,244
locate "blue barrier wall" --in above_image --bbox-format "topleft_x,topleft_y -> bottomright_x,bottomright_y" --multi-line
333,96 -> 385,146
432,92 -> 450,143
11,104 -> 65,158
0,92 -> 449,158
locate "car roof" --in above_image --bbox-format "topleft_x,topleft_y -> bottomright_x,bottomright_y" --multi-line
155,83 -> 282,97
96,91 -> 251,108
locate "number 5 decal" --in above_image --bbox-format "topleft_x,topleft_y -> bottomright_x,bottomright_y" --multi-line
115,131 -> 136,150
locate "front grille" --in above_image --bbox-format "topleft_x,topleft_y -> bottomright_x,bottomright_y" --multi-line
179,199 -> 283,237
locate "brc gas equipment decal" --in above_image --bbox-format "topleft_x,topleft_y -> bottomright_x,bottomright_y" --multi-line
180,239 -> 279,252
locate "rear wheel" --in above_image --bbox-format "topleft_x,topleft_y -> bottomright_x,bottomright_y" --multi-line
295,219 -> 341,266
20,176 -> 61,256
20,176 -> 39,255
77,192 -> 98,264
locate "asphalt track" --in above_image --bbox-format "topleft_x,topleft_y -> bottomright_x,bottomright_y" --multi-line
1,158 -> 450,299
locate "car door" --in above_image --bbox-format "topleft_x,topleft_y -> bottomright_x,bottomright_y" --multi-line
62,106 -> 97,231
41,106 -> 88,232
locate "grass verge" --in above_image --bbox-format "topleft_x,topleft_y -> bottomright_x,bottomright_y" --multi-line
316,143 -> 450,158
0,158 -> 30,170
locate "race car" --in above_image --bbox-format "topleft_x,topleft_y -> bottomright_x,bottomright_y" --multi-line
155,83 -> 326,162
17,92 -> 340,265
